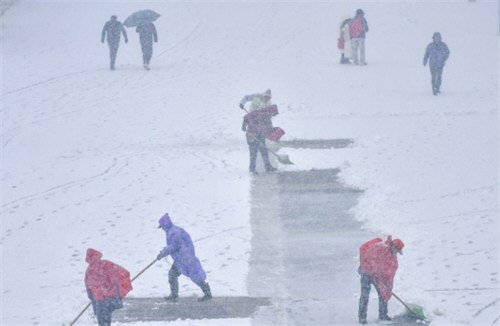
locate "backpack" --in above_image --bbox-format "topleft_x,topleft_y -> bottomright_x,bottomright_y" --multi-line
350,16 -> 363,38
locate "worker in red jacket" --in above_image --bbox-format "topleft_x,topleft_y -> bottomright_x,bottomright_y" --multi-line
85,248 -> 132,326
358,236 -> 404,324
241,104 -> 284,174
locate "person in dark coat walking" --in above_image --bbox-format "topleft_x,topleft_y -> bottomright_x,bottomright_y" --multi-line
136,21 -> 158,70
423,32 -> 450,95
156,213 -> 212,302
101,15 -> 128,70
357,236 -> 404,325
85,248 -> 132,326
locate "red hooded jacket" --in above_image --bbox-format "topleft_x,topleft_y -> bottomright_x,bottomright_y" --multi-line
359,237 -> 398,302
84,249 -> 132,301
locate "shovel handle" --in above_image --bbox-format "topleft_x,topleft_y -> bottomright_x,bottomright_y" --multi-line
68,303 -> 91,326
378,282 -> 417,314
131,259 -> 157,282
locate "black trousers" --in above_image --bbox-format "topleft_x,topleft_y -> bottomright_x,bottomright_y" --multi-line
358,271 -> 388,320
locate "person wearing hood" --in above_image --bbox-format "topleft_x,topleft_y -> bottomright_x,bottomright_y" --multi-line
101,15 -> 128,70
157,213 -> 212,302
357,236 -> 405,324
423,32 -> 450,95
85,248 -> 132,326
239,89 -> 272,113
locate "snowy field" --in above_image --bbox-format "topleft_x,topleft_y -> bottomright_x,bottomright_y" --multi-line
1,0 -> 498,325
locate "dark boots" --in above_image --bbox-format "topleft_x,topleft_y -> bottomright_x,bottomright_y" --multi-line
166,266 -> 180,302
340,54 -> 351,64
198,282 -> 212,301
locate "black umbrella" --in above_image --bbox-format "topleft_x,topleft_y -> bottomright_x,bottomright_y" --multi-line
123,9 -> 160,27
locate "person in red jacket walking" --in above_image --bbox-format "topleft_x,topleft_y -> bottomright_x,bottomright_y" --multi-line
85,248 -> 132,326
358,236 -> 404,324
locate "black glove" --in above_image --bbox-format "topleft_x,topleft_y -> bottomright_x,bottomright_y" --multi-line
157,253 -> 164,261
239,103 -> 244,109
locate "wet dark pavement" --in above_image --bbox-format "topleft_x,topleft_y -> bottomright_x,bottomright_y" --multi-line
113,139 -> 425,325
248,168 -> 366,325
114,297 -> 271,322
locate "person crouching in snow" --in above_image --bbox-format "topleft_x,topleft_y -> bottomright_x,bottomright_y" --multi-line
85,248 -> 132,326
357,236 -> 404,324
157,212 -> 212,302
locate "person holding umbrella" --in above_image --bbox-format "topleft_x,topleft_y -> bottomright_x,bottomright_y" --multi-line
136,21 -> 158,70
357,235 -> 405,324
101,15 -> 128,70
123,10 -> 160,70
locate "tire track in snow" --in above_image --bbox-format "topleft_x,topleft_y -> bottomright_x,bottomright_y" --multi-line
2,69 -> 101,96
1,157 -> 127,210
156,20 -> 203,58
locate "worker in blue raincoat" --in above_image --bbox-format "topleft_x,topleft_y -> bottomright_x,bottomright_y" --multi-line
157,212 -> 212,302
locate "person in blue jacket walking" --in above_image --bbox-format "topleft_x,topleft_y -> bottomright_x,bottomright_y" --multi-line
156,212 -> 212,302
423,32 -> 450,95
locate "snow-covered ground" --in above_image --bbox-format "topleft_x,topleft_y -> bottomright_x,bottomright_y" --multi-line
1,1 -> 498,325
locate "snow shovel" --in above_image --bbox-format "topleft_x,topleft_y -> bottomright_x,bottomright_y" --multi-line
245,132 -> 293,165
268,146 -> 294,165
66,258 -> 157,326
255,135 -> 293,165
380,282 -> 427,321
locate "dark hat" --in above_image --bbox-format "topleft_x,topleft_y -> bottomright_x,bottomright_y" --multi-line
356,9 -> 364,16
